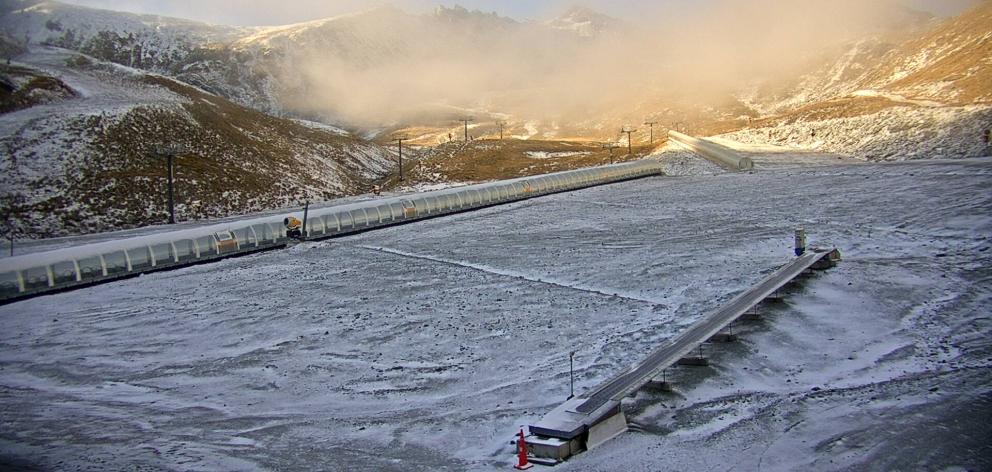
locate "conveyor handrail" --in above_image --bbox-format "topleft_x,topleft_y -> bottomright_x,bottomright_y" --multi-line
574,249 -> 835,414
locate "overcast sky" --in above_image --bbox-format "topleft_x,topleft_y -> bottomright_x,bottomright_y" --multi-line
57,0 -> 980,26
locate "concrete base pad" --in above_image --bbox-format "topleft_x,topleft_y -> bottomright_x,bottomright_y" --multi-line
527,457 -> 560,467
586,410 -> 628,450
522,434 -> 581,462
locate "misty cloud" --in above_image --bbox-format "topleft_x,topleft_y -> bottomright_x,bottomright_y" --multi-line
248,0 -> 949,130
47,0 -> 982,131
57,0 -> 977,26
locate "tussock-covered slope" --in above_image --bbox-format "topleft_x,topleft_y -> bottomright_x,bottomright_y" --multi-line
402,139 -> 651,188
864,0 -> 992,104
721,3 -> 992,161
0,48 -> 393,238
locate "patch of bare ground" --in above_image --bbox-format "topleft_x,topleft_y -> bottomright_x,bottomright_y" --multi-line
388,139 -> 658,188
0,64 -> 75,114
756,96 -> 917,127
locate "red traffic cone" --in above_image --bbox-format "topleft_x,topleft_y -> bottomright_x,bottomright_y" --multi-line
514,428 -> 533,470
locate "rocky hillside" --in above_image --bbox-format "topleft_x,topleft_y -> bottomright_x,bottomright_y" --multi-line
711,2 -> 992,162
0,0 -> 246,67
0,48 -> 393,238
863,0 -> 992,105
744,1 -> 991,115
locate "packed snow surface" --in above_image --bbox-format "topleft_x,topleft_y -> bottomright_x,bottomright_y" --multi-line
1,157 -> 990,471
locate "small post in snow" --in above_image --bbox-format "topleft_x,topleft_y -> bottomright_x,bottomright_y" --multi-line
167,154 -> 175,224
0,194 -> 23,257
460,117 -> 474,141
568,351 -> 576,400
153,144 -> 185,225
395,137 -> 407,182
301,200 -> 310,241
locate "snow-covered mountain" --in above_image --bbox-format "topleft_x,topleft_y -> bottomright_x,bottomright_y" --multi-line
223,5 -> 540,127
0,1 -> 620,129
545,6 -> 624,38
8,1 -> 985,130
716,1 -> 992,162
0,0 -> 284,112
0,0 -> 247,68
2,0 -> 991,240
860,1 -> 992,105
745,1 -> 990,114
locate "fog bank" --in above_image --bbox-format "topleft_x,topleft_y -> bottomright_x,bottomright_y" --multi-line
269,0 -> 942,128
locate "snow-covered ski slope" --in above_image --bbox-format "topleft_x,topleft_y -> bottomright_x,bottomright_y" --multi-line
1,158 -> 990,471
